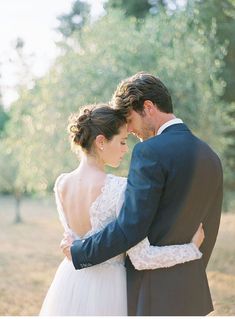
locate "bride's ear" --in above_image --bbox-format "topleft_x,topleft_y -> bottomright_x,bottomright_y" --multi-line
95,135 -> 106,151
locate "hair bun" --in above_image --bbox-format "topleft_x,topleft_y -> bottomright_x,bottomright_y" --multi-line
78,108 -> 92,123
68,103 -> 127,154
68,108 -> 93,149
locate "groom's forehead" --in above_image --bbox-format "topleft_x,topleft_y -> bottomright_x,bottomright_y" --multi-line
127,110 -> 140,120
126,113 -> 134,123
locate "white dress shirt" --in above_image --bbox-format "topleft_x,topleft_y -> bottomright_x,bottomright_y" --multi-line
157,118 -> 183,135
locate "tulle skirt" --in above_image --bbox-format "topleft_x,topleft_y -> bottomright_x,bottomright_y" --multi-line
39,258 -> 127,316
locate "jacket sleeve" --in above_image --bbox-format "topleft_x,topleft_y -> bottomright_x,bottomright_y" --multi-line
200,159 -> 223,267
71,141 -> 165,269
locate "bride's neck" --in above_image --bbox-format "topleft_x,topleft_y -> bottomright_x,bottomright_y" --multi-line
78,153 -> 105,173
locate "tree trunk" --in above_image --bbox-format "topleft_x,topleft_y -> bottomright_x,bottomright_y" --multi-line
14,192 -> 23,224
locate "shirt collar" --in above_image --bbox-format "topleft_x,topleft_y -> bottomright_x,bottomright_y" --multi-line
157,118 -> 183,135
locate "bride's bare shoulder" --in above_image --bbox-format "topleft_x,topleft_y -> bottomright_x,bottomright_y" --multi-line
57,169 -> 108,192
55,169 -> 77,194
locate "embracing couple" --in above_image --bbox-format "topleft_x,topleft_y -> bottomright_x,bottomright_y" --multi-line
40,72 -> 223,316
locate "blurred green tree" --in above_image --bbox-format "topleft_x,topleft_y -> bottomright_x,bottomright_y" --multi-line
1,8 -> 232,210
57,0 -> 91,38
0,138 -> 24,223
0,68 -> 9,136
190,0 -> 235,208
191,0 -> 235,102
0,80 -> 76,222
0,104 -> 9,136
105,0 -> 188,18
106,0 -> 153,19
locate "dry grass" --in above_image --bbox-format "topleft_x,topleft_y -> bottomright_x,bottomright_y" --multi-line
0,195 -> 234,316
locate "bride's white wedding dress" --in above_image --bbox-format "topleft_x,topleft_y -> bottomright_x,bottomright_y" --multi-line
40,173 -> 202,316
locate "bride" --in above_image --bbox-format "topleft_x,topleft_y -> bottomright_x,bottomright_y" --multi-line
40,104 -> 204,316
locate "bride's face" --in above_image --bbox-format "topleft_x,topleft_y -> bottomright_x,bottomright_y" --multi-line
102,125 -> 129,168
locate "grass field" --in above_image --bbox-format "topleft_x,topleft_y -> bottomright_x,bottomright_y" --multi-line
0,195 -> 234,316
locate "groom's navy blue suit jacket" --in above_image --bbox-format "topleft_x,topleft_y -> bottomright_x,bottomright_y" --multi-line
71,123 -> 223,316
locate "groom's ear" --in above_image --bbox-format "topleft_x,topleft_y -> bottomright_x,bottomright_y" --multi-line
143,100 -> 156,116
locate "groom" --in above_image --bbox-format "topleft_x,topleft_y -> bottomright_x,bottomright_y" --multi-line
62,72 -> 223,315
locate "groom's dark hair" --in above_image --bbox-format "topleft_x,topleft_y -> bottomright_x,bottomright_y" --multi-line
111,72 -> 173,116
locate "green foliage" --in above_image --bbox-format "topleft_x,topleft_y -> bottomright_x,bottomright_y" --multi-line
0,106 -> 9,136
0,134 -> 26,222
0,8 -> 233,209
57,0 -> 91,38
188,0 -> 235,208
106,0 -> 185,18
106,0 -> 152,19
223,102 -> 235,209
1,81 -> 77,195
191,0 -> 235,103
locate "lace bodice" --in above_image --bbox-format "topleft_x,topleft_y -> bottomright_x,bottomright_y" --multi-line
54,173 -> 202,270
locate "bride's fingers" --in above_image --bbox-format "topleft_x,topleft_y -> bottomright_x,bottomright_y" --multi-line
63,234 -> 75,244
60,244 -> 71,255
63,233 -> 70,240
61,235 -> 73,243
60,239 -> 71,250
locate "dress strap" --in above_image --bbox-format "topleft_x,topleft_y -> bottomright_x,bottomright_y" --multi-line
53,174 -> 72,234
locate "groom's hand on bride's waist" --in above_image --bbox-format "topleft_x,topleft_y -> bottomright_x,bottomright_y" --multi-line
60,232 -> 74,261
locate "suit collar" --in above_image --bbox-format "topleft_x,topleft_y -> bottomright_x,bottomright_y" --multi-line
160,123 -> 191,134
157,118 -> 183,135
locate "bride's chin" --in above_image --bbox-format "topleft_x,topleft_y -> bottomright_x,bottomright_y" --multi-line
108,162 -> 120,168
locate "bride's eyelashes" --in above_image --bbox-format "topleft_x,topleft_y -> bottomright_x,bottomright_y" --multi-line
120,137 -> 128,146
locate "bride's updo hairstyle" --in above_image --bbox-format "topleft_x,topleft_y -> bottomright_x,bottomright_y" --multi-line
68,104 -> 127,153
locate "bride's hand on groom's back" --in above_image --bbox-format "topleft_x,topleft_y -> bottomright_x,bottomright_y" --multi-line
191,223 -> 205,248
60,232 -> 74,261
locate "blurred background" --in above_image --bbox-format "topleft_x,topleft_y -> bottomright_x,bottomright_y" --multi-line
0,0 -> 234,315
